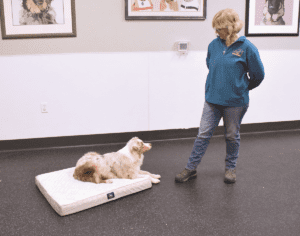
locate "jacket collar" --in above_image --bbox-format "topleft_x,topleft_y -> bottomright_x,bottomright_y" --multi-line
218,35 -> 246,43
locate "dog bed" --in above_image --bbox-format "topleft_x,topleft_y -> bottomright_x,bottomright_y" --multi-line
35,167 -> 152,216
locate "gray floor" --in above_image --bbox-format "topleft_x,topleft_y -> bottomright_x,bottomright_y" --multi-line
1,130 -> 300,236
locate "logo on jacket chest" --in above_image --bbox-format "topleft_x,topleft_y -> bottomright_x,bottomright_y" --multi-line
232,49 -> 244,57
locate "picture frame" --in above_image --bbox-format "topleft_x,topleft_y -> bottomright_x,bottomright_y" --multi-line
125,0 -> 207,20
0,0 -> 76,39
245,0 -> 300,37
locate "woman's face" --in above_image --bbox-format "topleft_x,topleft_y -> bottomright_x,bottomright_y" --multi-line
217,28 -> 228,40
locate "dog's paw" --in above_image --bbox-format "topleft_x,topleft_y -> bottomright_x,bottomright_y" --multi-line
151,178 -> 160,184
105,180 -> 113,184
153,174 -> 161,179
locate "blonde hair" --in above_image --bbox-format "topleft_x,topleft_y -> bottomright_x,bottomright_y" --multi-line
212,9 -> 244,47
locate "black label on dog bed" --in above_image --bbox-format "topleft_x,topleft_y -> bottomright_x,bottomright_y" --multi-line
107,192 -> 115,200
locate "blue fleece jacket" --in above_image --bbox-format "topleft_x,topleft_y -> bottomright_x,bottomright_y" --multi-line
205,36 -> 265,106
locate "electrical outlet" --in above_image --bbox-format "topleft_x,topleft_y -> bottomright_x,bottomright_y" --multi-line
41,102 -> 48,113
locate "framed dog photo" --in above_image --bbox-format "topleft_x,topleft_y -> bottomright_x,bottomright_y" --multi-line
245,0 -> 300,36
125,0 -> 207,20
0,0 -> 76,39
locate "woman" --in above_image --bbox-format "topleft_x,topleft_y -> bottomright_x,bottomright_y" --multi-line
175,8 -> 265,184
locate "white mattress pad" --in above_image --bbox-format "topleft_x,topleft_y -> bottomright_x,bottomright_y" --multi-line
35,167 -> 152,216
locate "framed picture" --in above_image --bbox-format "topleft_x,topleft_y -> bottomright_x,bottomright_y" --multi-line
125,0 -> 207,20
245,0 -> 300,36
0,0 -> 76,39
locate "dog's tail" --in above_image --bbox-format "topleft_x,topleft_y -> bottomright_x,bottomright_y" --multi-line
73,162 -> 105,184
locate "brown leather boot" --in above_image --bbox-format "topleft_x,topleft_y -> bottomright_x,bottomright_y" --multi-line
175,168 -> 197,183
224,168 -> 236,183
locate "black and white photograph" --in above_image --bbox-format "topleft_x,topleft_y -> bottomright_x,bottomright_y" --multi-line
245,0 -> 300,36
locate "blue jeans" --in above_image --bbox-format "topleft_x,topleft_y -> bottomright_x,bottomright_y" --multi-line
186,101 -> 249,170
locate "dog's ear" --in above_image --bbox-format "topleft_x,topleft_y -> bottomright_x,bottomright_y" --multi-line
132,144 -> 140,152
26,0 -> 42,14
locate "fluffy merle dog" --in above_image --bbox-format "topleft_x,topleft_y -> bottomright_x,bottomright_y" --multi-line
19,0 -> 57,25
73,137 -> 161,184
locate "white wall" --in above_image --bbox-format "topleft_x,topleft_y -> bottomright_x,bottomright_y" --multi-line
0,49 -> 299,140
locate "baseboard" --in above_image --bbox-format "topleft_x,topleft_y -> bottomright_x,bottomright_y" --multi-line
1,120 -> 299,152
